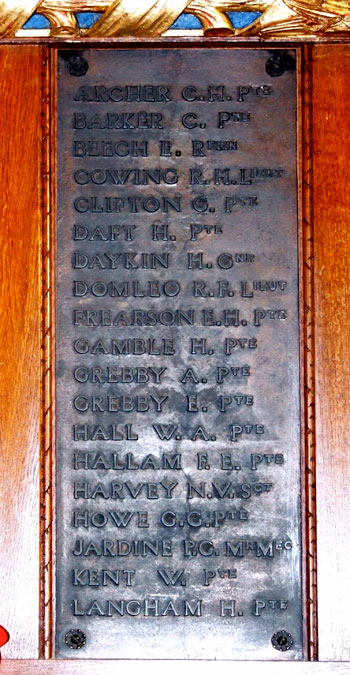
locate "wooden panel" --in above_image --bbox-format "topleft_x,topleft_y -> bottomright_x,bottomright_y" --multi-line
0,45 -> 43,659
0,40 -> 349,665
312,44 -> 350,662
1,660 -> 350,673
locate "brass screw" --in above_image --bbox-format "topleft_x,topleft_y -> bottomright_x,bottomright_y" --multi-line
66,55 -> 89,77
266,51 -> 295,77
64,628 -> 87,649
271,630 -> 294,651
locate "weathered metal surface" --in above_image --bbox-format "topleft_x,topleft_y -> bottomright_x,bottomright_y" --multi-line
56,48 -> 302,660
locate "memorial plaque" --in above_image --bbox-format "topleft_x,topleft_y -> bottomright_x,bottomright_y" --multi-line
56,48 -> 302,660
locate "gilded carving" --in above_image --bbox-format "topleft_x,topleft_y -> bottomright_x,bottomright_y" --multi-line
0,0 -> 41,37
2,0 -> 349,41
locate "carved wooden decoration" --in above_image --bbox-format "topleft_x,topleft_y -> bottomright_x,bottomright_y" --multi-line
1,0 -> 350,38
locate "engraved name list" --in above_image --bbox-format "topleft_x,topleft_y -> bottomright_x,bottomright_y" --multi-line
56,48 -> 302,660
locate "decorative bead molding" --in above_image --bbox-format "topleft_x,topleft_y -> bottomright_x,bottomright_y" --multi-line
1,0 -> 350,39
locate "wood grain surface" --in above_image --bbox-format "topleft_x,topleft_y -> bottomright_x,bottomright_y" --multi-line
0,45 -> 43,659
312,45 -> 350,663
0,660 -> 350,674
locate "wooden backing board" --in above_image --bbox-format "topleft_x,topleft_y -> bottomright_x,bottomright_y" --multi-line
312,45 -> 350,663
0,41 -> 349,666
0,660 -> 350,674
0,45 -> 43,660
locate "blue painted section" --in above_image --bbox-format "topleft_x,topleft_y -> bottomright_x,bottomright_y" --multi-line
22,11 -> 102,29
23,13 -> 50,28
22,9 -> 261,31
77,12 -> 103,28
169,11 -> 261,29
227,11 -> 260,27
170,13 -> 202,29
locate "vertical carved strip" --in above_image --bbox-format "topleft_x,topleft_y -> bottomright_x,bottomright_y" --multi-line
302,43 -> 318,661
40,44 -> 56,660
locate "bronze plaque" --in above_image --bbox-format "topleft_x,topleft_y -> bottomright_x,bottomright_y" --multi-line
56,48 -> 302,660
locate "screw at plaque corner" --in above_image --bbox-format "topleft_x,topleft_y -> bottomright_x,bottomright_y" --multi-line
64,629 -> 87,650
271,630 -> 294,651
265,51 -> 295,78
66,55 -> 89,77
